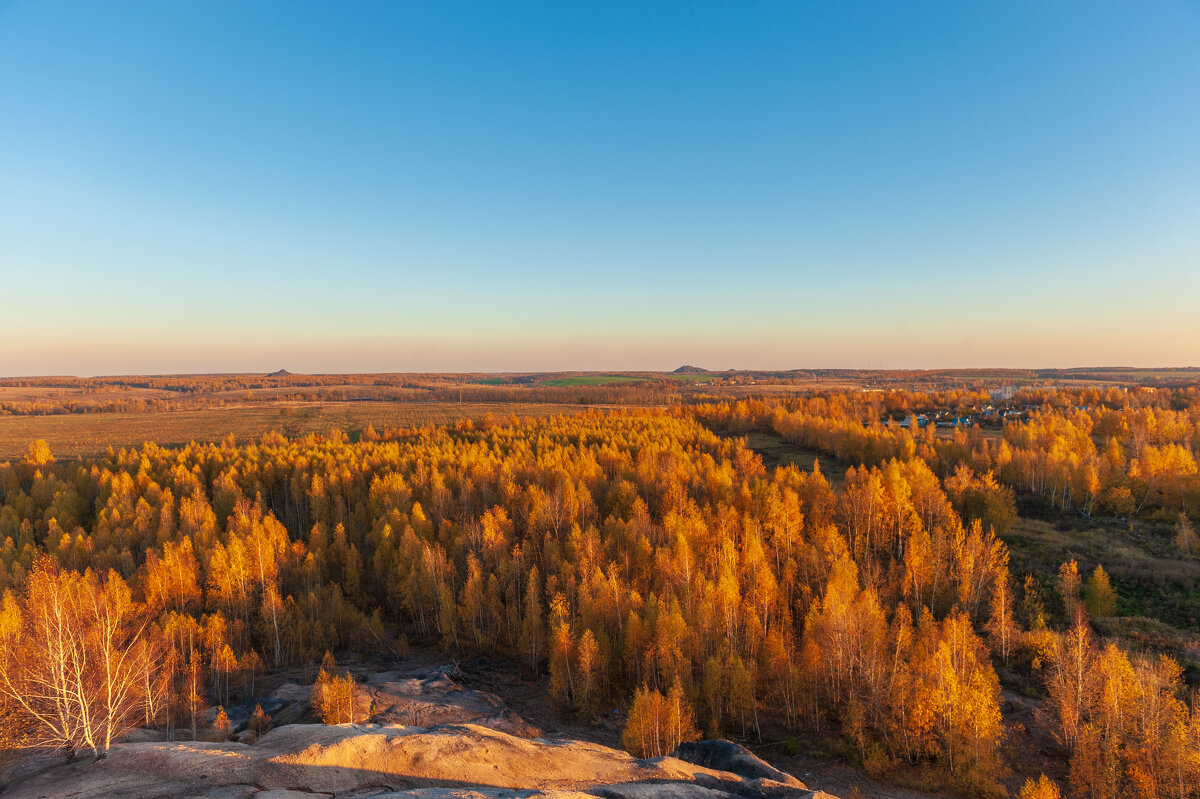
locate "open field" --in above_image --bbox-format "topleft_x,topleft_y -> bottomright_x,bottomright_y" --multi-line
541,375 -> 652,386
1003,515 -> 1200,670
0,401 -> 598,459
1044,367 -> 1200,382
697,380 -> 867,394
1004,516 -> 1200,627
741,430 -> 850,485
0,384 -> 176,403
935,424 -> 1004,440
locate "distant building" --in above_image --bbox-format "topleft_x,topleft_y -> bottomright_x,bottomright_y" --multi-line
988,386 -> 1015,401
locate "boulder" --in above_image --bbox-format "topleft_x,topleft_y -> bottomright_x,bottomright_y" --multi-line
670,741 -> 802,788
355,672 -> 540,736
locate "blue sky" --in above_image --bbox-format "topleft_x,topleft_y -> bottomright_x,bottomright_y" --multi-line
1,1 -> 1198,374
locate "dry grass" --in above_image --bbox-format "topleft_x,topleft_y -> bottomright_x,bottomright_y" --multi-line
0,401 -> 595,459
742,431 -> 849,486
1004,517 -> 1200,592
0,385 -> 175,403
700,380 -> 867,394
196,384 -> 430,401
1003,516 -> 1200,666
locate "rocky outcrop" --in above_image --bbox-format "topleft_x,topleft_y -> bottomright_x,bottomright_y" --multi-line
0,667 -> 833,799
671,741 -> 802,786
355,669 -> 541,736
0,723 -> 833,799
216,666 -> 539,737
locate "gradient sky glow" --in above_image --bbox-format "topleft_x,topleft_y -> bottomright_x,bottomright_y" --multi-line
2,1 -> 1199,375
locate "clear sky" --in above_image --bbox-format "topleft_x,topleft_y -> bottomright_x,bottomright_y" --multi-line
1,1 -> 1198,375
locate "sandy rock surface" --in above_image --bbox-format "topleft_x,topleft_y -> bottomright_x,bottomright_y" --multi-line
355,671 -> 541,737
0,722 -> 828,799
0,668 -> 831,799
261,667 -> 539,737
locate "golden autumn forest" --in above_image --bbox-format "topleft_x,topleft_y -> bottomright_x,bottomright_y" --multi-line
2,376 -> 1200,798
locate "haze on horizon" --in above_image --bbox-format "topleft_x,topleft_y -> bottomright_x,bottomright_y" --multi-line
2,1 -> 1199,376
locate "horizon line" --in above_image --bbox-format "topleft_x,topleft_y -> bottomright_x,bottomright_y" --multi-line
3,365 -> 1198,380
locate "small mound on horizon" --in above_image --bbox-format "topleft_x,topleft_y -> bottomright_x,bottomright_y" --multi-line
672,365 -> 708,374
267,369 -> 294,377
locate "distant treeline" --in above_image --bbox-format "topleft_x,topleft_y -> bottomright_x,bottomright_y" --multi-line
2,370 -> 1196,418
0,379 -> 685,416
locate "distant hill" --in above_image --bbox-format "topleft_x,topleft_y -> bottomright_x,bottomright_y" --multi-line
672,365 -> 708,374
267,369 -> 293,377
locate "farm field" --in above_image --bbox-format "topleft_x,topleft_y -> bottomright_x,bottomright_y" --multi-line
0,384 -> 177,404
698,379 -> 866,394
541,375 -> 652,386
0,401 -> 599,459
665,373 -> 721,382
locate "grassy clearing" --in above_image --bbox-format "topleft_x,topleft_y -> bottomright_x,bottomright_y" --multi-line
1002,515 -> 1200,668
1003,516 -> 1200,622
742,431 -> 849,486
541,375 -> 651,386
0,401 -> 593,459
